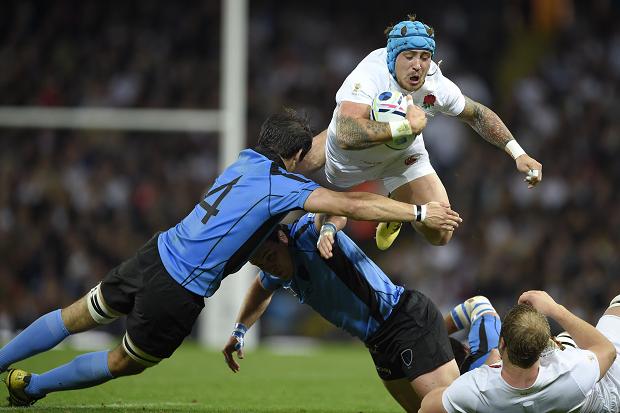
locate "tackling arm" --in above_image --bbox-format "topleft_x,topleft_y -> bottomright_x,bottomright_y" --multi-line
222,276 -> 275,372
303,187 -> 462,231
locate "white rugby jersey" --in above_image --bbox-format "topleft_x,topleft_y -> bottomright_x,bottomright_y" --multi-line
442,347 -> 601,413
325,48 -> 466,169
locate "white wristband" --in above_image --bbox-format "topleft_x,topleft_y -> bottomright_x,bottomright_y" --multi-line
504,140 -> 526,159
414,204 -> 427,223
389,120 -> 413,139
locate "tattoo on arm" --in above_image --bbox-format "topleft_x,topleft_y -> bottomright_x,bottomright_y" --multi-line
335,115 -> 390,150
461,96 -> 514,149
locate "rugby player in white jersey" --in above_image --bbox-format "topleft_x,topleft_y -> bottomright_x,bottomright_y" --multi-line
304,14 -> 543,252
420,290 -> 620,413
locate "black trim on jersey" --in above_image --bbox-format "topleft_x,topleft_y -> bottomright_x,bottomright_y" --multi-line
253,147 -> 286,169
460,317 -> 490,373
292,221 -> 312,241
270,162 -> 311,183
181,194 -> 273,291
222,212 -> 287,276
323,242 -> 384,323
181,154 -> 312,296
296,264 -> 310,281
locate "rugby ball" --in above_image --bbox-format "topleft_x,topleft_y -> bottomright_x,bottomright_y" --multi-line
370,91 -> 415,150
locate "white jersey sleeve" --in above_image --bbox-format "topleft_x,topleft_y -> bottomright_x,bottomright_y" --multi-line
562,348 -> 600,396
441,371 -> 485,413
335,49 -> 388,107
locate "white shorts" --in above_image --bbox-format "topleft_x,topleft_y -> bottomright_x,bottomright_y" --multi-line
587,315 -> 620,412
324,132 -> 436,194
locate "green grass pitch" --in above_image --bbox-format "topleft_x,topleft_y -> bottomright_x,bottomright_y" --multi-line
0,342 -> 403,412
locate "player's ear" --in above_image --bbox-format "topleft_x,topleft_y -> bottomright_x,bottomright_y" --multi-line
294,148 -> 303,164
498,337 -> 506,353
277,229 -> 289,246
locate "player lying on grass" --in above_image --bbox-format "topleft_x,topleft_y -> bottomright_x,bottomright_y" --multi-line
299,13 -> 542,251
222,212 -> 459,412
420,291 -> 620,413
0,109 -> 461,407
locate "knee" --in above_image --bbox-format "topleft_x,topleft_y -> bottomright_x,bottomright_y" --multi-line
108,348 -> 147,377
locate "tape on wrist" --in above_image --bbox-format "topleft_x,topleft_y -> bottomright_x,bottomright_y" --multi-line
504,140 -> 526,159
320,222 -> 337,236
419,205 -> 427,222
389,120 -> 413,140
232,322 -> 247,336
232,322 -> 247,350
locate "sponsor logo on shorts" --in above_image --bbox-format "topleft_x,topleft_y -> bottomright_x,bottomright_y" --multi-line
376,366 -> 392,376
404,155 -> 419,166
401,349 -> 413,367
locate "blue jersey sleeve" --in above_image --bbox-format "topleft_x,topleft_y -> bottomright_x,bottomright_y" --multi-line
268,168 -> 319,214
258,271 -> 286,291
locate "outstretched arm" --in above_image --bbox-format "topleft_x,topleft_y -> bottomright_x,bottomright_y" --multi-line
304,187 -> 462,231
222,277 -> 275,373
457,96 -> 542,188
335,99 -> 427,150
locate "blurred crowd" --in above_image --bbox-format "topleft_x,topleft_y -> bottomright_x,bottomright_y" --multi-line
1,0 -> 619,340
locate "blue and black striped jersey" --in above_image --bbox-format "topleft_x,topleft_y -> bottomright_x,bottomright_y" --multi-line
158,149 -> 319,297
260,213 -> 404,342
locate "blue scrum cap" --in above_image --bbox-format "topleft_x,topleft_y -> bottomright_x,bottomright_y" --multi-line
386,19 -> 435,78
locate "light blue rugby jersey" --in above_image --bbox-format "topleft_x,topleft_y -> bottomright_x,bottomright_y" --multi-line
260,213 -> 404,342
158,149 -> 319,297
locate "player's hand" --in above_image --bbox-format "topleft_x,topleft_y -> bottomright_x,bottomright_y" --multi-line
316,223 -> 337,259
515,154 -> 542,189
222,335 -> 245,373
518,290 -> 560,318
405,95 -> 427,135
422,202 -> 462,231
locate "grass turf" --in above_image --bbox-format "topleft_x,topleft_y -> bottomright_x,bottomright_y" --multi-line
0,341 -> 403,412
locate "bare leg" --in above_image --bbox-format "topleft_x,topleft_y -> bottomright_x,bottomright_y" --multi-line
107,344 -> 148,377
382,359 -> 459,412
61,295 -> 99,334
391,173 -> 453,246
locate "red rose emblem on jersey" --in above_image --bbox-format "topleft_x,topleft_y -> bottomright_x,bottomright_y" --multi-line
422,94 -> 436,109
404,155 -> 419,166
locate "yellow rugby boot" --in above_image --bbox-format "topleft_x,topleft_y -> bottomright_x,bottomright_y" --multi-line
375,222 -> 402,250
4,368 -> 43,406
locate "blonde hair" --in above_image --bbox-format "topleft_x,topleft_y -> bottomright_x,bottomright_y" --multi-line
501,304 -> 551,368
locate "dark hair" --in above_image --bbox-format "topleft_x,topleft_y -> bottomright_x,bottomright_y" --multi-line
500,304 -> 551,368
256,108 -> 313,162
384,14 -> 434,37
